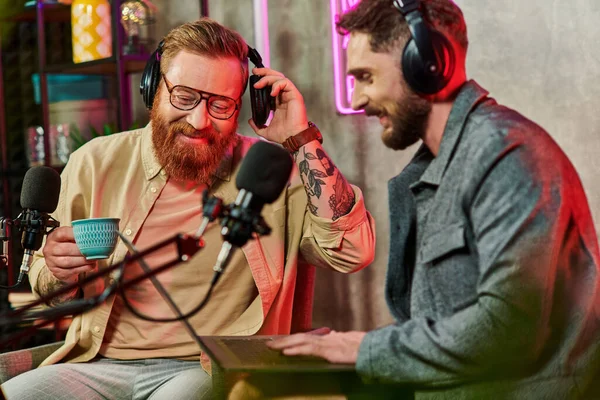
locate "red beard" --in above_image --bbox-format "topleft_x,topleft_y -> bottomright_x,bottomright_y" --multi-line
150,107 -> 239,183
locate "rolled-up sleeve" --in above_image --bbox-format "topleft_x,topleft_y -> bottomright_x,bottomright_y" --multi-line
299,185 -> 376,273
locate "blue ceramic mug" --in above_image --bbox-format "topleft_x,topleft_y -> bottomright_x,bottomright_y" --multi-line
72,217 -> 120,260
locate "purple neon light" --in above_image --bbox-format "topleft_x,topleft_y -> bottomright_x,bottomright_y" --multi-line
330,0 -> 363,114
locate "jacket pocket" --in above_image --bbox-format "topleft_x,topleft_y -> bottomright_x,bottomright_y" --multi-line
420,222 -> 466,264
419,222 -> 479,314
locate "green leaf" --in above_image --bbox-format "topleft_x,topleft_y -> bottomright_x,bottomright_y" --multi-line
69,123 -> 86,150
90,125 -> 100,138
305,153 -> 317,160
312,170 -> 327,178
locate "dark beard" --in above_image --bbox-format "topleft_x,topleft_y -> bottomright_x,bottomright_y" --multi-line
150,106 -> 239,183
377,91 -> 431,151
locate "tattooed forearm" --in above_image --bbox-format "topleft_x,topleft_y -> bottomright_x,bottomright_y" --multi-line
38,267 -> 79,306
328,173 -> 356,220
296,144 -> 355,220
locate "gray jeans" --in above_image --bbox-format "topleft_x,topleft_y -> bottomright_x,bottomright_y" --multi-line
1,357 -> 212,400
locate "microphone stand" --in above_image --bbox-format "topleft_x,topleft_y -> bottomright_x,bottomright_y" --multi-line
0,189 -> 272,349
0,218 -> 11,343
0,217 -> 10,273
116,232 -> 205,351
0,232 -> 203,349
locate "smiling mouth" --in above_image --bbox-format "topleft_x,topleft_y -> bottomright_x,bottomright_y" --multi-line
177,130 -> 209,142
378,115 -> 391,128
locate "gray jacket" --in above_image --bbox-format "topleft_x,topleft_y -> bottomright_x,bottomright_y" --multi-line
356,81 -> 600,399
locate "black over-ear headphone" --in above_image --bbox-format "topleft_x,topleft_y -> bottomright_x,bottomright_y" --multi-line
393,0 -> 455,95
139,41 -> 276,127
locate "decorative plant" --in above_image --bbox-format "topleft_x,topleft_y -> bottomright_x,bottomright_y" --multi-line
70,121 -> 140,151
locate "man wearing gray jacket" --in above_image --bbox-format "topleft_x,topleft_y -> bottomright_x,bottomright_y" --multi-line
270,0 -> 600,398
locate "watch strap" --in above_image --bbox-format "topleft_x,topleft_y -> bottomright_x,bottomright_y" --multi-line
281,122 -> 323,153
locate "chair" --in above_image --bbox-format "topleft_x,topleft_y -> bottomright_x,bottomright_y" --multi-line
0,263 -> 316,385
0,341 -> 64,384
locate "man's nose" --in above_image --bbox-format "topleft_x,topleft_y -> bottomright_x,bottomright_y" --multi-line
186,100 -> 211,131
351,88 -> 368,111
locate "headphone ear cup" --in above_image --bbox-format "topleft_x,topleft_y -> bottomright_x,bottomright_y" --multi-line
249,74 -> 272,128
140,49 -> 162,109
402,31 -> 455,95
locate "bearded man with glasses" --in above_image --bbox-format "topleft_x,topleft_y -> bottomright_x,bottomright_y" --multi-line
1,18 -> 376,400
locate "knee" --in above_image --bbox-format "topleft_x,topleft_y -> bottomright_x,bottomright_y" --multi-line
2,365 -> 62,399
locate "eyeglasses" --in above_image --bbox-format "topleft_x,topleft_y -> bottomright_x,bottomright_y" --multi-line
162,75 -> 239,120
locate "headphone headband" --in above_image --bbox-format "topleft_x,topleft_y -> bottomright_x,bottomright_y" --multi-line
393,0 -> 419,14
247,46 -> 265,69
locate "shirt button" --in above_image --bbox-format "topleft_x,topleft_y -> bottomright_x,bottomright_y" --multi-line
160,170 -> 166,176
108,278 -> 115,285
150,187 -> 157,193
93,326 -> 101,334
125,229 -> 132,236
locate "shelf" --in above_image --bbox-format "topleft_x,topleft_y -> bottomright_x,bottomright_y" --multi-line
2,3 -> 70,23
44,54 -> 150,75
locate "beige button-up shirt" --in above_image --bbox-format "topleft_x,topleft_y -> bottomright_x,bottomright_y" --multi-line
29,125 -> 376,368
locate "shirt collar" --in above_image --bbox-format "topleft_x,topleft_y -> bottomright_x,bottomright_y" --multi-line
141,122 -> 235,182
417,80 -> 489,187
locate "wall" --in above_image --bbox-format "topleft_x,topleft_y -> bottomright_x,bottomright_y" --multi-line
139,0 -> 600,331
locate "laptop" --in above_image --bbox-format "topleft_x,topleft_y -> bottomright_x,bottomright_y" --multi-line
198,335 -> 356,373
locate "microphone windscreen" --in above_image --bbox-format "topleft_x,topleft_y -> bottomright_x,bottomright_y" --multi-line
20,166 -> 61,213
236,141 -> 293,204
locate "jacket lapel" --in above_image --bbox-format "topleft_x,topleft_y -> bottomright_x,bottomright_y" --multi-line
386,146 -> 433,321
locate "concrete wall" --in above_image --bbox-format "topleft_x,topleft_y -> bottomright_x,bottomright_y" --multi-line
138,0 -> 600,331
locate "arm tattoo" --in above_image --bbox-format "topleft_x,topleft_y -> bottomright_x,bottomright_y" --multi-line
298,147 -> 326,215
297,147 -> 355,220
328,173 -> 356,221
38,267 -> 78,306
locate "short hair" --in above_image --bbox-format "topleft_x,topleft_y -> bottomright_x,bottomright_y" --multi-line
336,0 -> 468,55
160,17 -> 249,93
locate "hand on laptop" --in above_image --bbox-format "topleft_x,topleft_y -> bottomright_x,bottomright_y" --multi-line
305,327 -> 332,335
266,330 -> 367,364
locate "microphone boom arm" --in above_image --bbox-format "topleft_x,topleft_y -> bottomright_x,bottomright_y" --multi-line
0,233 -> 203,349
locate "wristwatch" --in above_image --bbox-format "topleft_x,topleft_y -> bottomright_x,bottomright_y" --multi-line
281,122 -> 323,153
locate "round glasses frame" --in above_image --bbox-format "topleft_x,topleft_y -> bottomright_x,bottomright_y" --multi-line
162,75 -> 240,120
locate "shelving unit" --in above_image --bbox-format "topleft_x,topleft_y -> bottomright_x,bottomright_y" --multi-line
0,0 -> 150,287
0,0 -> 211,349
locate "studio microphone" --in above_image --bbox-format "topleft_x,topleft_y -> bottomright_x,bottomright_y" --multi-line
212,141 -> 293,276
16,166 -> 61,285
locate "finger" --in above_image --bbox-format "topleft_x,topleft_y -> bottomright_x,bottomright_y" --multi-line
56,263 -> 97,275
307,327 -> 332,336
51,264 -> 97,282
252,67 -> 284,78
50,255 -> 96,268
252,76 -> 290,91
281,343 -> 325,358
269,80 -> 290,98
49,242 -> 87,257
47,226 -> 76,242
267,333 -> 313,349
247,118 -> 261,135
